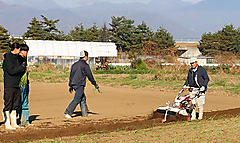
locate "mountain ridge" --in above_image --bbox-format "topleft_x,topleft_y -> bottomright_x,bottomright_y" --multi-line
0,0 -> 239,38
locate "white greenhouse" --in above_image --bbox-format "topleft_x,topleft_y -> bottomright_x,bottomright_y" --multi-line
24,40 -> 118,67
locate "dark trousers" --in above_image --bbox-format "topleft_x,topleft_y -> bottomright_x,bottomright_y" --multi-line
64,85 -> 89,116
3,87 -> 21,112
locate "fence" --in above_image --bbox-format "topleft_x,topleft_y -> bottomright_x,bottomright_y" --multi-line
174,38 -> 201,43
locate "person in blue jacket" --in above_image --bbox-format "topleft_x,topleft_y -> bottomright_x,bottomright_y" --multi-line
64,50 -> 99,119
18,43 -> 30,125
183,57 -> 210,120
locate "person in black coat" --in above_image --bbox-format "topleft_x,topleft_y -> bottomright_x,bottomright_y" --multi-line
183,57 -> 210,120
64,50 -> 99,119
2,42 -> 27,129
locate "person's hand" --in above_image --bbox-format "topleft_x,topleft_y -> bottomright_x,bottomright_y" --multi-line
94,84 -> 101,93
95,84 -> 99,90
182,85 -> 187,91
22,61 -> 27,68
200,86 -> 205,92
69,86 -> 74,93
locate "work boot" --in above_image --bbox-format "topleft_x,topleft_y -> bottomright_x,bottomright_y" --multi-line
21,110 -> 30,125
2,112 -> 6,122
191,109 -> 196,120
198,108 -> 203,120
10,110 -> 21,128
4,111 -> 16,130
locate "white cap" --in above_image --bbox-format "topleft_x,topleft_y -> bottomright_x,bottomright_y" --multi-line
80,50 -> 85,57
190,57 -> 198,64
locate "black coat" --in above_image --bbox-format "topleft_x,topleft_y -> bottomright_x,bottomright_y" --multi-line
69,59 -> 96,87
3,52 -> 26,88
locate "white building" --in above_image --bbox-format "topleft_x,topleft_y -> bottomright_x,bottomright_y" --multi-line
177,47 -> 213,65
25,40 -> 118,67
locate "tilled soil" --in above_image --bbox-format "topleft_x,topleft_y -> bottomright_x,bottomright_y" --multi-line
0,82 -> 239,142
1,108 -> 240,142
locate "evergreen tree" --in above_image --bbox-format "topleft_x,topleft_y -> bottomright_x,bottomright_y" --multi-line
198,32 -> 219,55
153,26 -> 176,54
57,31 -> 72,41
84,23 -> 101,42
23,15 -> 65,40
100,22 -> 110,42
132,21 -> 153,52
199,24 -> 240,55
68,23 -> 85,41
69,23 -> 101,42
23,17 -> 44,40
109,16 -> 135,51
40,15 -> 61,40
232,28 -> 240,54
0,25 -> 10,52
217,24 -> 240,53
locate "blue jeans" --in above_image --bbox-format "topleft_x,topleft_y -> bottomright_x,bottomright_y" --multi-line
17,85 -> 30,125
64,85 -> 89,116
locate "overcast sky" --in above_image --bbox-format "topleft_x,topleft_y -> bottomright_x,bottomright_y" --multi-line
0,0 -> 202,8
53,0 -> 201,8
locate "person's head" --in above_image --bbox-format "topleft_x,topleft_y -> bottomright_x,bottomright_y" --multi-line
190,57 -> 198,69
19,43 -> 29,58
80,50 -> 89,61
9,42 -> 20,54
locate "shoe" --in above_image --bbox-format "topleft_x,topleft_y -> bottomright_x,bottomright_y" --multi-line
65,114 -> 72,119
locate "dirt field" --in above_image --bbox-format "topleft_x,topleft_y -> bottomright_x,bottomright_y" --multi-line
0,82 -> 240,142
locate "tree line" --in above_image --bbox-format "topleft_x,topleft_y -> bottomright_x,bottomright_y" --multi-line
0,15 -> 239,56
199,24 -> 240,55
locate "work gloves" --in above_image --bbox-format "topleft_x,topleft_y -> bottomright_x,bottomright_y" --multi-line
22,61 -> 27,68
95,84 -> 99,90
182,85 -> 187,91
69,84 -> 101,94
69,85 -> 77,93
69,86 -> 74,93
200,86 -> 205,92
94,84 -> 101,93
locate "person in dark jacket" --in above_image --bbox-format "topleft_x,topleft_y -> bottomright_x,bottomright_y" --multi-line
64,50 -> 99,119
183,57 -> 210,120
2,42 -> 27,129
17,43 -> 30,125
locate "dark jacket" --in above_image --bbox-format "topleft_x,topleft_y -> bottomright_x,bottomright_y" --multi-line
3,52 -> 26,88
184,66 -> 210,91
69,59 -> 96,87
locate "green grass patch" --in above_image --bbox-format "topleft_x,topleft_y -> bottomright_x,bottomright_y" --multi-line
0,63 -> 238,96
209,81 -> 227,87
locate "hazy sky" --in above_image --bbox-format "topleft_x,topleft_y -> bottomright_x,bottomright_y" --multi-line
0,0 -> 202,8
53,0 -> 201,8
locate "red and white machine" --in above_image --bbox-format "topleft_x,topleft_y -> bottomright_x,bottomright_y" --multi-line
157,87 -> 199,123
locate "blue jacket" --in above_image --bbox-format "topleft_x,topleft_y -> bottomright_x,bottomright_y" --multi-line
69,59 -> 96,87
184,66 -> 210,91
